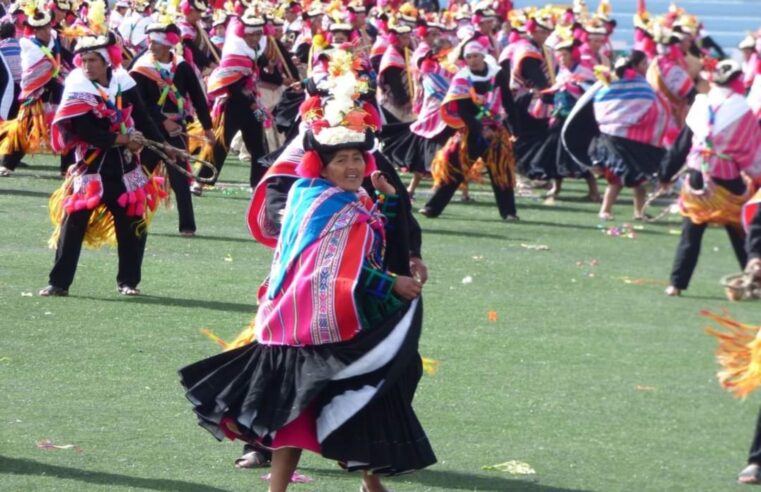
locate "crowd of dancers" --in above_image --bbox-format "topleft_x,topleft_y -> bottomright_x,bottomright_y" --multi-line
1,0 -> 761,489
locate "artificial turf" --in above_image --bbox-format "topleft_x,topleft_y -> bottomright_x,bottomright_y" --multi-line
1,154 -> 759,491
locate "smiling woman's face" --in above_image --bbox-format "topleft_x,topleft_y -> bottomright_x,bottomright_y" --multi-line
320,149 -> 366,192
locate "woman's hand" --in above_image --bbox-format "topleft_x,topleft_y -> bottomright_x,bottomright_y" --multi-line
163,118 -> 183,137
371,171 -> 395,195
126,131 -> 145,153
393,275 -> 422,300
409,257 -> 428,284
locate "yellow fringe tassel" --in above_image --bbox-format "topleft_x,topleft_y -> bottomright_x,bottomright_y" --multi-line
704,310 -> 761,398
201,323 -> 439,376
189,111 -> 226,172
47,167 -> 161,250
431,127 -> 515,189
186,120 -> 204,156
680,180 -> 755,229
0,100 -> 51,155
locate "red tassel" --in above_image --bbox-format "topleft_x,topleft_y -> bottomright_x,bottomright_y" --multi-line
299,96 -> 324,119
296,150 -> 323,178
362,102 -> 381,130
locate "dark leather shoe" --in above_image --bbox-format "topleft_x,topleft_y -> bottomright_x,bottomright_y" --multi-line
39,285 -> 68,297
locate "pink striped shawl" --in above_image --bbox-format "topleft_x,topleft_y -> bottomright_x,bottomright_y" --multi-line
748,74 -> 761,120
409,68 -> 451,138
593,75 -> 666,147
254,184 -> 379,347
686,88 -> 761,181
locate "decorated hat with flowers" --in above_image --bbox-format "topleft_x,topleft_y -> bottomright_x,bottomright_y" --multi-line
296,48 -> 381,178
21,0 -> 52,27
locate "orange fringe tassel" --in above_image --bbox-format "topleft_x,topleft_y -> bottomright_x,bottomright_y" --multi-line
704,310 -> 761,398
431,127 -> 515,189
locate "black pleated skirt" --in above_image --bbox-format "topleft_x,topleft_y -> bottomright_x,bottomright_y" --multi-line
179,299 -> 435,475
589,133 -> 665,188
525,121 -> 591,180
272,89 -> 306,135
383,127 -> 453,173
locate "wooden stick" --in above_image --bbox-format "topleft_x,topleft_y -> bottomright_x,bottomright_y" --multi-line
196,21 -> 221,64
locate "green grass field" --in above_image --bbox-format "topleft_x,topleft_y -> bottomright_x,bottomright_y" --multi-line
1,155 -> 759,492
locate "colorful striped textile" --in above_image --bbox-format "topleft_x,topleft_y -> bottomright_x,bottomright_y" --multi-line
19,37 -> 60,100
256,178 -> 386,346
410,69 -> 451,138
593,74 -> 665,146
441,64 -> 503,129
685,88 -> 761,181
51,68 -> 136,157
0,38 -> 22,83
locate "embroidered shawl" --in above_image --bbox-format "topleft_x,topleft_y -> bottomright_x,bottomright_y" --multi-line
255,178 -> 385,346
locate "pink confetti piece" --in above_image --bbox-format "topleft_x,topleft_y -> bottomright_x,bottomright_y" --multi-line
602,223 -> 637,239
36,439 -> 82,453
260,472 -> 314,484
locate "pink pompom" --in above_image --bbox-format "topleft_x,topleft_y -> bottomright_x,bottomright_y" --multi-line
117,193 -> 128,207
127,191 -> 136,204
525,19 -> 537,33
86,180 -> 100,194
135,202 -> 145,217
86,196 -> 100,209
165,32 -> 181,45
180,1 -> 191,15
153,176 -> 165,186
135,187 -> 146,202
363,152 -> 376,177
107,44 -> 123,68
73,199 -> 87,211
420,58 -> 438,74
127,202 -> 136,216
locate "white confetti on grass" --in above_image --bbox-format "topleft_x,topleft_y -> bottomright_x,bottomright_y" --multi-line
482,460 -> 536,475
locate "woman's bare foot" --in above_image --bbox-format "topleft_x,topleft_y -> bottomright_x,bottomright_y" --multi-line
598,212 -> 614,221
664,286 -> 681,297
362,471 -> 390,492
738,463 -> 761,484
